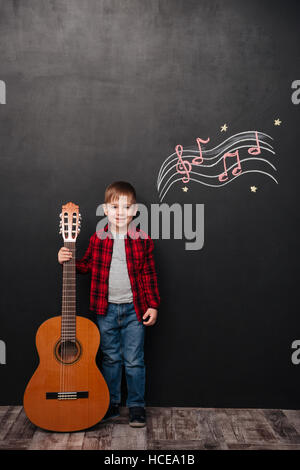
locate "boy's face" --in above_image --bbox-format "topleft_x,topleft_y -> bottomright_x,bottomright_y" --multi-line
103,195 -> 138,232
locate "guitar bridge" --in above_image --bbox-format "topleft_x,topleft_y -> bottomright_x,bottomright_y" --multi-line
46,391 -> 89,400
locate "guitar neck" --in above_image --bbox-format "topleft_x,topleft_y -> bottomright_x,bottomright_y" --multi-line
62,241 -> 76,341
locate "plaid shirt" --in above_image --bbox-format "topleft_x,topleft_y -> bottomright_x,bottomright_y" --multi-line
75,223 -> 160,322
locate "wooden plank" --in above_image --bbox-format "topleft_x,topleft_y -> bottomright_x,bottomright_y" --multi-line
247,409 -> 278,443
197,408 -> 226,449
66,431 -> 85,450
98,424 -> 114,450
169,408 -> 225,450
263,409 -> 300,444
0,439 -> 30,450
199,408 -> 233,449
4,408 -> 36,441
225,408 -> 252,443
1,406 -> 300,450
82,431 -> 99,450
42,432 -> 71,450
228,442 -> 300,450
0,407 -> 10,425
82,423 -> 113,450
111,424 -> 147,450
29,429 -> 70,450
146,407 -> 174,441
148,439 -> 223,450
28,428 -> 52,450
283,410 -> 300,435
224,408 -> 278,445
172,408 -> 201,441
0,406 -> 23,441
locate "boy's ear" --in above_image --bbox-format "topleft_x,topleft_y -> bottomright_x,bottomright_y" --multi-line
102,203 -> 107,215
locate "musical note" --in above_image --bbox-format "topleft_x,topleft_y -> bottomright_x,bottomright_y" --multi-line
218,149 -> 242,182
248,131 -> 261,156
192,137 -> 210,165
158,131 -> 277,201
175,144 -> 192,183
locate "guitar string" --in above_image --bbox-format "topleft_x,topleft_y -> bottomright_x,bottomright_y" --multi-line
64,243 -> 67,397
65,240 -> 72,396
62,238 -> 66,395
64,238 -> 69,394
63,225 -> 69,395
72,242 -> 75,396
70,242 -> 75,395
65,240 -> 76,396
60,240 -> 63,396
71,242 -> 76,395
61,222 -> 77,398
64,241 -> 68,395
62,239 -> 70,395
61,236 -> 64,396
67,242 -> 74,396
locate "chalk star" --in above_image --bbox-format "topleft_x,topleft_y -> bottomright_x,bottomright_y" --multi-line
182,186 -> 189,192
221,124 -> 228,132
250,186 -> 258,192
274,118 -> 282,126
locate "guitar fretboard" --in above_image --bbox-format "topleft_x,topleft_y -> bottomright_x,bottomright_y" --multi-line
62,241 -> 76,341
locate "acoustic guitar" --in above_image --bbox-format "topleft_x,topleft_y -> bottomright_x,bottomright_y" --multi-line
23,202 -> 110,432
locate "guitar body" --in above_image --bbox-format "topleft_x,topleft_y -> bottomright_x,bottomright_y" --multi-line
24,315 -> 110,432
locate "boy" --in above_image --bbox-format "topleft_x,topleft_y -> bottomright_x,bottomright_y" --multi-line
58,181 -> 160,427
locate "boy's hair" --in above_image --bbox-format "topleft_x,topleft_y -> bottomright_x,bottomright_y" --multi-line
104,181 -> 136,205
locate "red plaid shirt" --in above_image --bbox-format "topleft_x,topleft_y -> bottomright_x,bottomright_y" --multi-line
75,223 -> 160,322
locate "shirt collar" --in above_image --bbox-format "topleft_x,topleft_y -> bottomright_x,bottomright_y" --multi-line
103,222 -> 139,239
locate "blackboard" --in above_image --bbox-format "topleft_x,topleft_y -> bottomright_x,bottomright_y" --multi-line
1,0 -> 300,408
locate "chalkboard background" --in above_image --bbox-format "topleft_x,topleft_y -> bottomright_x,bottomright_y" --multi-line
1,0 -> 300,408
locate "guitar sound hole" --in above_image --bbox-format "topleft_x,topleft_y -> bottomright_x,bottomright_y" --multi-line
55,339 -> 81,364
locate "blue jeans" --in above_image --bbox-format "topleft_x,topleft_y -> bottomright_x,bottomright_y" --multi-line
96,302 -> 146,408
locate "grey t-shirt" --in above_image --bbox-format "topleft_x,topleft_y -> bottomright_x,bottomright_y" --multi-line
108,231 -> 133,303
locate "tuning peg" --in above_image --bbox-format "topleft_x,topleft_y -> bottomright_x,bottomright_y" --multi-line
78,228 -> 81,233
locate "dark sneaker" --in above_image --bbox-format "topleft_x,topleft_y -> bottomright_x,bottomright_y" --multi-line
101,404 -> 120,423
129,406 -> 146,427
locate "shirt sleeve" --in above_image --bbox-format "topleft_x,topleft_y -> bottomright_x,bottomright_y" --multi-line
75,234 -> 94,274
141,237 -> 160,309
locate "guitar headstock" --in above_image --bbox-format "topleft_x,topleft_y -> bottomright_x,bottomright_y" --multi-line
59,202 -> 82,242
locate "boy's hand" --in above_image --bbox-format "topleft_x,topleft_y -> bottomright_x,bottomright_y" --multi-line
142,308 -> 158,326
58,247 -> 72,264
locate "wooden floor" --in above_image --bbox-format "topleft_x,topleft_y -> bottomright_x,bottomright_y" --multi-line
1,406 -> 300,450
